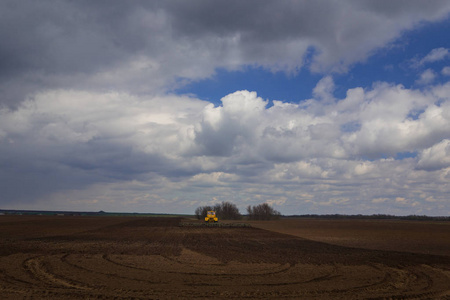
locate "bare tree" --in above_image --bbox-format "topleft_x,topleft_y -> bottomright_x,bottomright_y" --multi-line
214,201 -> 241,220
247,203 -> 281,220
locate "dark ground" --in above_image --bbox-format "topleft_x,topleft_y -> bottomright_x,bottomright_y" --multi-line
0,216 -> 449,299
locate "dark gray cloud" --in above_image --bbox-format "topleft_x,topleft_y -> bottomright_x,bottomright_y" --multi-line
2,0 -> 450,107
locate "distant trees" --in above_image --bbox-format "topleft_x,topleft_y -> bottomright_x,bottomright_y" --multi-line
246,203 -> 281,220
282,214 -> 450,221
195,201 -> 241,220
215,201 -> 241,220
195,201 -> 282,221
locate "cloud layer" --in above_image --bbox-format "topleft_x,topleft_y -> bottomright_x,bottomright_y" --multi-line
1,78 -> 450,214
1,1 -> 450,215
2,0 -> 450,107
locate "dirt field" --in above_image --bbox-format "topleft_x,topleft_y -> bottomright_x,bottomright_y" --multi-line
0,216 -> 449,299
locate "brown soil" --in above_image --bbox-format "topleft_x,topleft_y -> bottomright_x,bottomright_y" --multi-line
0,215 -> 449,299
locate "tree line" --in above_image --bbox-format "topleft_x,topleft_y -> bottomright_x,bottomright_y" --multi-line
285,214 -> 450,221
195,201 -> 281,220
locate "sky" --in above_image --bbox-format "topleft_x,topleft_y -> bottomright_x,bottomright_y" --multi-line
1,0 -> 450,216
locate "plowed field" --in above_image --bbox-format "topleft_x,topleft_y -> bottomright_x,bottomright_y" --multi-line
0,216 -> 449,299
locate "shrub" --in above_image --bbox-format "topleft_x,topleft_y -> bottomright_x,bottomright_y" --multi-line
246,203 -> 281,220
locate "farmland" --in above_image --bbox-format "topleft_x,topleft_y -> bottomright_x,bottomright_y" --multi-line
0,215 -> 449,299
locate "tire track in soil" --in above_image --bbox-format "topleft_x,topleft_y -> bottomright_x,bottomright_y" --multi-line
319,267 -> 412,299
62,253 -> 164,285
162,248 -> 294,277
253,264 -> 386,293
303,264 -> 341,283
0,254 -> 46,290
101,247 -> 339,290
22,255 -> 92,290
160,248 -> 341,289
0,267 -> 34,288
7,253 -> 161,300
104,249 -> 295,287
377,265 -> 450,300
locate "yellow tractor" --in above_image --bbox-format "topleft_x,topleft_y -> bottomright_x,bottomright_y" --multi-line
205,210 -> 218,223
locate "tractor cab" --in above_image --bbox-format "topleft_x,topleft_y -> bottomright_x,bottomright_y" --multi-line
205,211 -> 218,223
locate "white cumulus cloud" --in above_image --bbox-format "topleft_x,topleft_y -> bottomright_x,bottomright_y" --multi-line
2,77 -> 450,214
416,69 -> 437,85
420,47 -> 450,64
442,66 -> 450,76
417,139 -> 450,170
